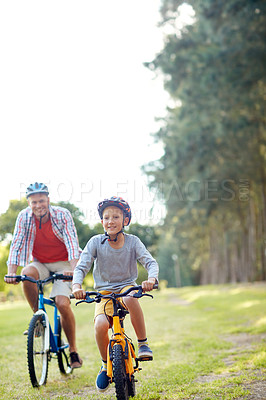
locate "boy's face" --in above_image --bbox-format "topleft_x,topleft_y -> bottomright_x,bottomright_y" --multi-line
101,206 -> 129,236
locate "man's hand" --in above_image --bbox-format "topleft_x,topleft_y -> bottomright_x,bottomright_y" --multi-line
64,258 -> 79,280
142,277 -> 156,293
4,273 -> 19,285
64,270 -> 73,277
5,265 -> 19,285
63,270 -> 73,282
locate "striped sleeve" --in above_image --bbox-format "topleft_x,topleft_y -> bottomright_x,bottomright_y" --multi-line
7,211 -> 27,266
60,209 -> 80,260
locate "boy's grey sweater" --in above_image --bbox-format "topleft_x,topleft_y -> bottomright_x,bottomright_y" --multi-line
73,233 -> 159,292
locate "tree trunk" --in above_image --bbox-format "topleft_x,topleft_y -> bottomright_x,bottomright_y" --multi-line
248,198 -> 256,281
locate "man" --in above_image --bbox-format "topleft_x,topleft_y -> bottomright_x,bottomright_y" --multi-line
5,182 -> 82,369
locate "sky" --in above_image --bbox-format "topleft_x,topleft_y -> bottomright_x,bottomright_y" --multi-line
0,1 -> 179,226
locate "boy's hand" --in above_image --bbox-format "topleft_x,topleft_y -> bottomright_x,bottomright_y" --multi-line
72,284 -> 86,299
142,278 -> 156,293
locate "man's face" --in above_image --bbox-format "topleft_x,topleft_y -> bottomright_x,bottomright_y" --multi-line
28,193 -> 50,219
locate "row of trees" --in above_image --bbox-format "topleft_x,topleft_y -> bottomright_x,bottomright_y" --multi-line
0,1 -> 265,288
143,0 -> 266,284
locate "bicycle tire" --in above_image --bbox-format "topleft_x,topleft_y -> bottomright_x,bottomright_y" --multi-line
127,374 -> 136,397
27,314 -> 49,387
113,344 -> 129,400
127,341 -> 136,397
57,316 -> 72,375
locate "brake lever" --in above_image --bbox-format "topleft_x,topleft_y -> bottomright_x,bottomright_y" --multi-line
75,299 -> 87,306
143,293 -> 153,299
94,294 -> 102,303
75,299 -> 93,306
75,294 -> 95,306
133,288 -> 153,299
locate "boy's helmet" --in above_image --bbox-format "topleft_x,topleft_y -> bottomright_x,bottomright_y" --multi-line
97,196 -> 132,225
26,182 -> 49,198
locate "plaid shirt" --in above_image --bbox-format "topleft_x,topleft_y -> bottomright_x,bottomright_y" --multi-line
7,205 -> 80,266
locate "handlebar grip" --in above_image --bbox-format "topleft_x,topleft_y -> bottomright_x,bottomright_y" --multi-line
62,275 -> 73,281
54,274 -> 73,281
69,294 -> 75,299
5,275 -> 22,282
153,283 -> 159,289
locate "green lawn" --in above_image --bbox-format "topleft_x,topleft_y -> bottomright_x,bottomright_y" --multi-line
0,283 -> 265,399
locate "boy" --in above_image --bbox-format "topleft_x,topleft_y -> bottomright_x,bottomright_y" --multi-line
72,196 -> 159,392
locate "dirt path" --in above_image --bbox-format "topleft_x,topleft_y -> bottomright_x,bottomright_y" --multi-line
194,332 -> 266,399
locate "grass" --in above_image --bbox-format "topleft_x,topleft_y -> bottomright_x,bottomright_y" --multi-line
0,283 -> 265,399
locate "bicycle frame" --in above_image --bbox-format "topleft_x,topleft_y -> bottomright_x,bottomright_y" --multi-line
37,294 -> 66,354
5,274 -> 73,387
27,275 -> 70,355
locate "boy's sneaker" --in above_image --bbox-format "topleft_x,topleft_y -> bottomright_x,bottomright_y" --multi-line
138,344 -> 153,361
70,352 -> 83,368
96,367 -> 111,392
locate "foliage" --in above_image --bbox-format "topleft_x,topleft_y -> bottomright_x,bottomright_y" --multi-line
144,0 -> 266,284
0,199 -> 28,242
0,199 -> 160,291
55,201 -> 103,249
127,222 -> 160,254
0,246 -> 9,291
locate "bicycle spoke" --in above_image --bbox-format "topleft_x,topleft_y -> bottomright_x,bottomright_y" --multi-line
57,316 -> 72,375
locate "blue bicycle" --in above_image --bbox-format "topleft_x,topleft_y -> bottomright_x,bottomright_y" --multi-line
6,274 -> 73,387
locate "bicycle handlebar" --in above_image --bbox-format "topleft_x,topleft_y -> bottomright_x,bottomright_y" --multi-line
71,283 -> 158,304
5,274 -> 73,284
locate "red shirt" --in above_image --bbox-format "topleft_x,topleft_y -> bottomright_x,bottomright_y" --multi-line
32,216 -> 68,263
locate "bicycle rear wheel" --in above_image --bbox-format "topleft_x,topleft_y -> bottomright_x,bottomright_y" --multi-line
113,344 -> 129,400
27,314 -> 49,387
57,316 -> 72,375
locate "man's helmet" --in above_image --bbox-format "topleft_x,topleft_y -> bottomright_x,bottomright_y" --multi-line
26,182 -> 49,198
97,196 -> 131,225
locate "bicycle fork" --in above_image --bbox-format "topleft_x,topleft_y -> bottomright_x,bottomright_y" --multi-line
34,310 -> 50,352
107,315 -> 139,381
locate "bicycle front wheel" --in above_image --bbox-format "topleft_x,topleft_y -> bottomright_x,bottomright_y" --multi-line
57,316 -> 72,375
113,344 -> 129,400
127,374 -> 136,398
27,314 -> 49,387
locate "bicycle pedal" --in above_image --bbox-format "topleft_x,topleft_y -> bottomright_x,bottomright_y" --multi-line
137,356 -> 153,362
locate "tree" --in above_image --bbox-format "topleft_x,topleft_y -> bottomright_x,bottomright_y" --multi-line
55,201 -> 103,249
144,0 -> 266,284
0,199 -> 28,241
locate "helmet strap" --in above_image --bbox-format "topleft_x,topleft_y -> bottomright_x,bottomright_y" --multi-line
101,229 -> 124,244
38,212 -> 48,229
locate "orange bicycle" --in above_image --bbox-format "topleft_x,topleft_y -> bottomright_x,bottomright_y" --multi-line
74,285 -> 157,400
